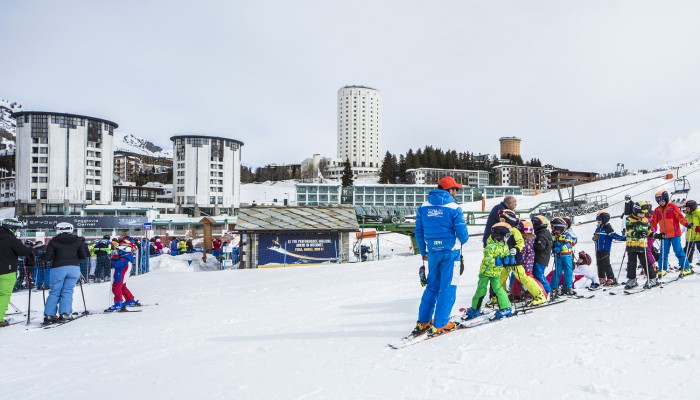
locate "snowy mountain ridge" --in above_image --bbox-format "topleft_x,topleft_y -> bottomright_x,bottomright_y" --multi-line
113,132 -> 173,159
0,98 -> 22,135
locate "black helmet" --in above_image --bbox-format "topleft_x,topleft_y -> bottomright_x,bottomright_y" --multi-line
491,222 -> 512,242
633,202 -> 644,215
103,234 -> 111,240
532,215 -> 549,230
684,199 -> 697,212
596,211 -> 610,225
24,239 -> 35,247
499,209 -> 519,227
551,217 -> 567,233
625,194 -> 632,201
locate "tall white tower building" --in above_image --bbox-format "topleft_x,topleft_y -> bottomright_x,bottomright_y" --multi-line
336,85 -> 382,176
171,135 -> 244,216
13,111 -> 116,215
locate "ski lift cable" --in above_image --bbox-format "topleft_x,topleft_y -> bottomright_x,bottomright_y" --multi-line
604,166 -> 700,209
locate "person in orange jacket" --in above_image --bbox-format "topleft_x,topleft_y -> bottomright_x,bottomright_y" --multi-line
650,190 -> 692,276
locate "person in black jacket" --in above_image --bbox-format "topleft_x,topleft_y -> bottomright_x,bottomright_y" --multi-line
532,215 -> 553,297
482,196 -> 517,248
621,194 -> 633,234
42,223 -> 88,323
0,219 -> 34,327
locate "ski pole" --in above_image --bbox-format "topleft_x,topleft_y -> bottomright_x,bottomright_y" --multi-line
25,260 -> 32,324
616,249 -> 627,283
77,274 -> 88,315
9,301 -> 22,314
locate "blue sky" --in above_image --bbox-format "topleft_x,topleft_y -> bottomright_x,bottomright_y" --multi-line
2,0 -> 700,172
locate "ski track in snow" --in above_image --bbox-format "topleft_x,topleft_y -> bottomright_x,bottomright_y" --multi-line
3,161 -> 700,399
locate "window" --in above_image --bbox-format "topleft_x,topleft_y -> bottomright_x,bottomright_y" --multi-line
40,190 -> 47,199
31,189 -> 37,199
31,114 -> 48,138
95,191 -> 101,201
86,191 -> 92,201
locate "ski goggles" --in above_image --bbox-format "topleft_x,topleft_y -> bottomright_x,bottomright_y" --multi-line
655,196 -> 666,203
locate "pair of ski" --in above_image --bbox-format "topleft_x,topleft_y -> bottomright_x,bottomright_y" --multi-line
388,310 -> 502,349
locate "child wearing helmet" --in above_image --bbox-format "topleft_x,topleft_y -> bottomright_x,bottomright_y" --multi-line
624,202 -> 657,289
550,217 -> 577,296
106,245 -> 140,311
650,190 -> 692,276
592,211 -> 625,286
531,215 -> 553,296
462,223 -> 514,320
621,194 -> 634,234
502,220 -> 547,305
682,200 -> 700,266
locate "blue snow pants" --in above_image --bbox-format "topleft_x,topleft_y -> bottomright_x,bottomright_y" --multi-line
660,236 -> 689,271
533,262 -> 551,294
417,250 -> 459,328
44,266 -> 81,316
551,254 -> 573,290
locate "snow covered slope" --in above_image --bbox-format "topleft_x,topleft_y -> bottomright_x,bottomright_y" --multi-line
3,161 -> 700,399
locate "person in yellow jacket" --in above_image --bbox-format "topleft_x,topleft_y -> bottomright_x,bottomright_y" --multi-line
487,209 -> 524,306
87,241 -> 97,281
683,200 -> 700,267
501,220 -> 547,305
463,223 -> 514,320
177,239 -> 188,254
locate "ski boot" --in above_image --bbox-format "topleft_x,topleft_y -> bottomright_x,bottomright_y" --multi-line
624,279 -> 638,289
124,300 -> 142,307
494,308 -> 512,319
531,293 -> 547,306
680,269 -> 693,277
427,321 -> 457,337
43,315 -> 59,325
658,270 -> 667,277
411,321 -> 431,335
643,278 -> 658,289
461,307 -> 481,321
59,313 -> 75,322
0,320 -> 9,328
589,282 -> 600,290
105,301 -> 124,313
550,288 -> 561,299
560,287 -> 577,296
604,279 -> 618,286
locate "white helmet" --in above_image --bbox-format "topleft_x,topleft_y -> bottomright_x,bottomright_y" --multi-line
55,222 -> 74,234
117,245 -> 132,253
1,218 -> 25,233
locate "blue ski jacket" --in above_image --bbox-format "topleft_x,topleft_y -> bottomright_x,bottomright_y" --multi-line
111,251 -> 135,283
592,223 -> 625,252
415,189 -> 469,256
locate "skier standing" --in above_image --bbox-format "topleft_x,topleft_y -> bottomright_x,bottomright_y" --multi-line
621,194 -> 634,234
650,190 -> 692,276
504,219 -> 546,304
532,215 -> 553,297
550,217 -> 577,296
42,222 -> 87,323
592,211 -> 625,286
0,219 -> 34,327
106,245 -> 140,311
463,223 -> 513,320
93,235 -> 112,282
682,200 -> 700,266
624,203 -> 657,289
412,176 -> 469,336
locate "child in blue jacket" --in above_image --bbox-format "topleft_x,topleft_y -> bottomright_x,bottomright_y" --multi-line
106,245 -> 140,311
593,212 -> 625,286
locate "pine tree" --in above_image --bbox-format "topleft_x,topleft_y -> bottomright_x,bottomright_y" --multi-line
378,151 -> 395,183
341,158 -> 354,187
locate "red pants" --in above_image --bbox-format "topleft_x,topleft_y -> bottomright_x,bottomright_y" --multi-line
112,281 -> 135,303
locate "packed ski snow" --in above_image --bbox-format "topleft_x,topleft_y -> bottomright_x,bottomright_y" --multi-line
3,161 -> 700,399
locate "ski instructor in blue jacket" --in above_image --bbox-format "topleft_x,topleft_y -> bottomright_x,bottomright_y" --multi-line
413,176 -> 469,336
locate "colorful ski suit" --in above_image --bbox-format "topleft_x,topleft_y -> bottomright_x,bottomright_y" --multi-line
625,215 -> 655,279
111,251 -> 136,304
471,237 -> 511,311
500,234 -> 544,301
651,203 -> 690,271
551,228 -> 576,290
684,208 -> 700,264
593,223 -> 625,280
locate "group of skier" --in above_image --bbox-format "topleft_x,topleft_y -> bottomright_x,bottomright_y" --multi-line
412,176 -> 699,337
0,221 -> 141,327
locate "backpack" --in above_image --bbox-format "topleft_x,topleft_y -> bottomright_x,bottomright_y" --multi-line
577,250 -> 592,266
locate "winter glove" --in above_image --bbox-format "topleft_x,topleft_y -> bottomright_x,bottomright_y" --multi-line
688,223 -> 694,230
621,229 -> 627,236
509,248 -> 517,256
638,231 -> 648,238
495,257 -> 503,267
419,266 -> 427,287
653,232 -> 665,240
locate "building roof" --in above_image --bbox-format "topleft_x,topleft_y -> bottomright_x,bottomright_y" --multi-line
234,205 -> 359,232
169,135 -> 244,147
12,111 -> 118,128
